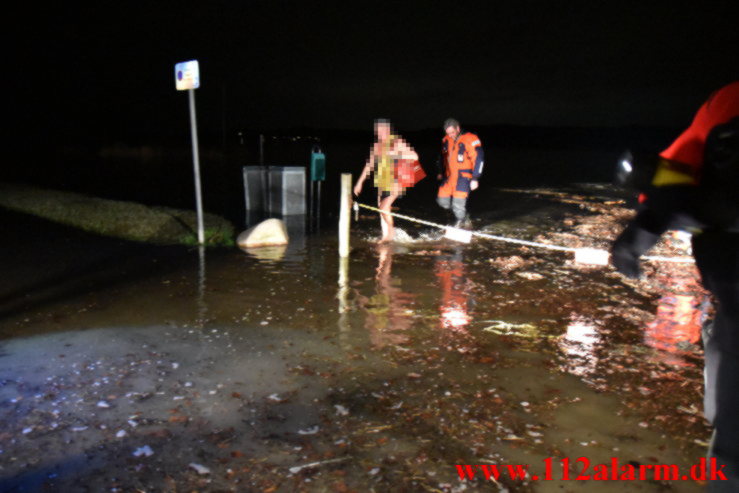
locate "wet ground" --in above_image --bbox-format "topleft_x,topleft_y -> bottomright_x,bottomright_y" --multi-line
0,184 -> 712,492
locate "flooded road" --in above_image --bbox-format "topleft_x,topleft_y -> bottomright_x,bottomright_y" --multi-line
0,185 -> 711,492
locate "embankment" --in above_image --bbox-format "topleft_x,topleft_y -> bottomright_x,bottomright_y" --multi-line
0,183 -> 234,246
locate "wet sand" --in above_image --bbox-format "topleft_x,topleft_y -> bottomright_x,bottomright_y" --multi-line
0,185 -> 710,492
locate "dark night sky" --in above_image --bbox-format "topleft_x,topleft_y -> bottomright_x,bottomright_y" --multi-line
9,1 -> 739,145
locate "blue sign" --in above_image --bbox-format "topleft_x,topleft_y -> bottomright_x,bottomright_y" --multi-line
175,60 -> 200,90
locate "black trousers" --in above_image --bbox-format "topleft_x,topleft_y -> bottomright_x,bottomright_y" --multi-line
693,231 -> 739,492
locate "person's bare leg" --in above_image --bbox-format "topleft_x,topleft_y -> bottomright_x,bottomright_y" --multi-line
379,193 -> 398,243
377,193 -> 388,241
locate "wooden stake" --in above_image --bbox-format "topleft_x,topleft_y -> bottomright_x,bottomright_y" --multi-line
339,173 -> 352,258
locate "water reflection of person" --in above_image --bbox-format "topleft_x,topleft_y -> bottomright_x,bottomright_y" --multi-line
643,247 -> 709,366
435,248 -> 473,337
353,119 -> 419,243
356,244 -> 415,348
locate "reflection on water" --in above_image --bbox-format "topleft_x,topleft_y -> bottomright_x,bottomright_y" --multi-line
646,295 -> 703,345
559,317 -> 601,377
643,233 -> 707,367
196,245 -> 207,327
241,245 -> 287,261
435,247 -> 473,335
644,292 -> 706,367
337,256 -> 351,347
355,244 -> 416,348
352,244 -> 478,348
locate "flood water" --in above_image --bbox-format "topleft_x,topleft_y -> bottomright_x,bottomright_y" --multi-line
0,184 -> 711,492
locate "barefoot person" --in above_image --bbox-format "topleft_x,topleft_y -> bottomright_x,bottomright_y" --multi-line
353,119 -> 419,243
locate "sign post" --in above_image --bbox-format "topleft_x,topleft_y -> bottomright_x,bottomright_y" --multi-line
310,145 -> 326,228
175,60 -> 204,245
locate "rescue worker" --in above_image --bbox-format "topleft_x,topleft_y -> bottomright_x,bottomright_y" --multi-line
353,119 -> 419,243
611,81 -> 739,491
437,118 -> 485,228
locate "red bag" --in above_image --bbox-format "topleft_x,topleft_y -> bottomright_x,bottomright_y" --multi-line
395,159 -> 426,189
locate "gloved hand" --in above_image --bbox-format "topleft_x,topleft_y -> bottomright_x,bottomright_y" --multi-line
611,221 -> 662,279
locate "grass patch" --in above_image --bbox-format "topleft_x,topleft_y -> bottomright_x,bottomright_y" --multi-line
0,183 -> 235,246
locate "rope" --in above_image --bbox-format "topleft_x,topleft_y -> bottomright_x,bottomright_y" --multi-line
471,231 -> 577,252
356,202 -> 447,230
358,202 -> 575,253
354,202 -> 696,263
641,255 -> 694,263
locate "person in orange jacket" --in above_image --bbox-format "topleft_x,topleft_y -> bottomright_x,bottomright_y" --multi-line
436,118 -> 485,228
611,81 -> 739,490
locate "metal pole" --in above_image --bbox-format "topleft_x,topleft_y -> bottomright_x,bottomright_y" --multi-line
308,181 -> 313,226
188,88 -> 205,245
317,181 -> 322,228
339,173 -> 351,257
259,135 -> 267,216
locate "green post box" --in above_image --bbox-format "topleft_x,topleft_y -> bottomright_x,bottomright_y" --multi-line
310,145 -> 326,182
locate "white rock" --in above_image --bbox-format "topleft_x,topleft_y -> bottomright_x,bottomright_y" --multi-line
237,219 -> 289,248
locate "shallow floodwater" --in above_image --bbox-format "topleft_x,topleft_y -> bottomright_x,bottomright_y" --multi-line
0,185 -> 711,492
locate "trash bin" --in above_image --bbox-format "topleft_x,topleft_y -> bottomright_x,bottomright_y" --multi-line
268,166 -> 306,215
243,166 -> 268,213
